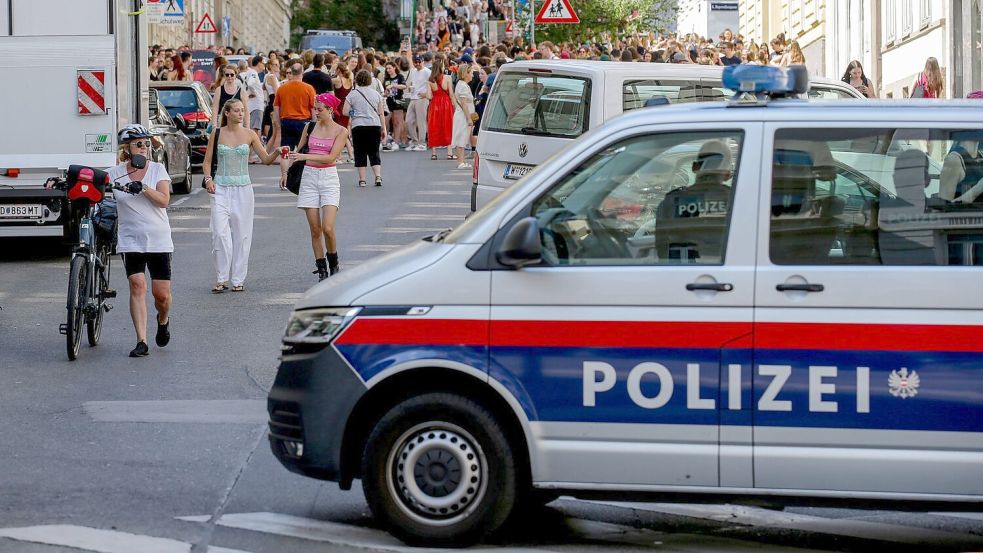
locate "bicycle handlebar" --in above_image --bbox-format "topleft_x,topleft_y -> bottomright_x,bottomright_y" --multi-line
45,177 -> 143,195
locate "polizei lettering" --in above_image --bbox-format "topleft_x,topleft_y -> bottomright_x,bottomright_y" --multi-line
583,362 -> 872,413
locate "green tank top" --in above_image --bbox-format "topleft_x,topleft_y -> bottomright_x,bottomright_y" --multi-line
214,143 -> 251,186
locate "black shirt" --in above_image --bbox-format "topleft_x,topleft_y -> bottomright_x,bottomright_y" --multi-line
303,69 -> 334,94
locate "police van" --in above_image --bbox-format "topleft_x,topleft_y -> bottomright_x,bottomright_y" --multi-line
268,65 -> 983,546
472,60 -> 865,212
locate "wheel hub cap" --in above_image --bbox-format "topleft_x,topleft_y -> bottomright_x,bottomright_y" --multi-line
392,425 -> 484,521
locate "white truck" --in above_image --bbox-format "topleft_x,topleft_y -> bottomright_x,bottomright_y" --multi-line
0,0 -> 148,239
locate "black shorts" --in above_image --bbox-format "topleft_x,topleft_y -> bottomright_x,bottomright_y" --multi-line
121,252 -> 172,281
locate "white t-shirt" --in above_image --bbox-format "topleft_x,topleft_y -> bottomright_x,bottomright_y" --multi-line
407,67 -> 431,99
108,161 -> 174,253
244,68 -> 265,112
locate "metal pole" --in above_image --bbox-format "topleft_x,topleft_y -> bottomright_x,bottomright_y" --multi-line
530,0 -> 535,47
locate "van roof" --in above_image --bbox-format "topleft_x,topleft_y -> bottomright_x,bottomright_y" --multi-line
496,60 -> 851,89
608,99 -> 983,127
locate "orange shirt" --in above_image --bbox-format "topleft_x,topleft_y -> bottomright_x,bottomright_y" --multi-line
274,80 -> 316,120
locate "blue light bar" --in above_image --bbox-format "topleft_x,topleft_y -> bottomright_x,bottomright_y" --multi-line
722,65 -> 795,95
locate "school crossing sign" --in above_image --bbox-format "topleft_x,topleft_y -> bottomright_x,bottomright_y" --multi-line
535,0 -> 579,24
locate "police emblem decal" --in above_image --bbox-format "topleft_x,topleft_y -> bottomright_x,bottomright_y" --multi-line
888,367 -> 920,399
518,143 -> 528,158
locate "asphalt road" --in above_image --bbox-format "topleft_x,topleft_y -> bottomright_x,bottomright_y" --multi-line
1,152 -> 982,553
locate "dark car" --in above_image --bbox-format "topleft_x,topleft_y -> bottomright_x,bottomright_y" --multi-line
148,89 -> 193,194
150,81 -> 213,168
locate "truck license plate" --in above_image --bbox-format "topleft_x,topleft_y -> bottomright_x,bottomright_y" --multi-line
0,204 -> 42,218
504,163 -> 534,180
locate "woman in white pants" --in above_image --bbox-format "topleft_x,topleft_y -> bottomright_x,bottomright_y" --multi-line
280,92 -> 349,281
202,98 -> 281,292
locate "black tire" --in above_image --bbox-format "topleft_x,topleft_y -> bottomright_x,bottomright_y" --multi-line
173,149 -> 192,194
362,393 -> 518,546
86,247 -> 109,347
66,254 -> 87,360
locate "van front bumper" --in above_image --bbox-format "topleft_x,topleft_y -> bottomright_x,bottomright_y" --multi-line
267,345 -> 366,483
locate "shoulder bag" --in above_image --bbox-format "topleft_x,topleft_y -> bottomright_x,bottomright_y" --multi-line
354,89 -> 383,126
286,122 -> 317,195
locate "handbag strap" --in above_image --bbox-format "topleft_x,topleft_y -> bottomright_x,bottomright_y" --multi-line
299,121 -> 317,153
355,88 -> 382,125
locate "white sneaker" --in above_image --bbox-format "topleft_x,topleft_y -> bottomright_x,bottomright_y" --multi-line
413,144 -> 426,151
457,162 -> 472,169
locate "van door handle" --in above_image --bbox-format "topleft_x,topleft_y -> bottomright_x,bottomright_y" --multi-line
686,282 -> 734,292
776,283 -> 824,292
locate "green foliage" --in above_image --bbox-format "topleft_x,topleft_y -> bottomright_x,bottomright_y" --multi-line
533,0 -> 677,45
291,0 -> 400,51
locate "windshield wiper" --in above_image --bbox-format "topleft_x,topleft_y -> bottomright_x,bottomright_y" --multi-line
520,126 -> 552,136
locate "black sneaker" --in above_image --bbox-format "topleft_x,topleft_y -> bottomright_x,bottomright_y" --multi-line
155,315 -> 170,347
129,341 -> 149,357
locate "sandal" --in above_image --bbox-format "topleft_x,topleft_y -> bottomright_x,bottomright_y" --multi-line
447,154 -> 455,160
430,154 -> 437,160
358,180 -> 367,187
211,283 -> 229,294
231,285 -> 244,292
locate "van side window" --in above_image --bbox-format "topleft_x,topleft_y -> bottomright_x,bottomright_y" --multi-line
622,80 -> 723,111
769,128 -> 983,265
530,131 -> 744,266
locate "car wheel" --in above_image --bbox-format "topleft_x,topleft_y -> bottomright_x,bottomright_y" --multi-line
362,392 -> 518,546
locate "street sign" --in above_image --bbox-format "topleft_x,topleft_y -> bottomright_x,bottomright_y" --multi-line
505,19 -> 513,33
534,0 -> 579,24
195,12 -> 218,34
221,16 -> 231,37
146,0 -> 164,24
163,0 -> 184,17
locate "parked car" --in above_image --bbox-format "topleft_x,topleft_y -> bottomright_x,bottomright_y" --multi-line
150,81 -> 213,167
148,89 -> 193,194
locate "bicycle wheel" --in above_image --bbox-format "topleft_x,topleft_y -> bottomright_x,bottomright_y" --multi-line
66,254 -> 87,360
86,246 -> 109,347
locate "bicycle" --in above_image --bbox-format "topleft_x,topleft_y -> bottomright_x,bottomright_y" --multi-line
50,159 -> 145,360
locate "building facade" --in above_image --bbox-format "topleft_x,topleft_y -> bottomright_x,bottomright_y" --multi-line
677,0 -> 740,40
149,0 -> 291,52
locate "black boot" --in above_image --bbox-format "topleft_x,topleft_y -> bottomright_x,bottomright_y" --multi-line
313,257 -> 328,281
327,252 -> 340,276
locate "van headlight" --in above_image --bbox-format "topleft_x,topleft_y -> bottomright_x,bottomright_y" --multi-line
283,307 -> 361,346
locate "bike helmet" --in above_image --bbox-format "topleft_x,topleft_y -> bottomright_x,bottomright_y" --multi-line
118,124 -> 152,143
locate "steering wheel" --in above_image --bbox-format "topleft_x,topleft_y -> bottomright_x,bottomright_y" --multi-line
536,208 -> 578,265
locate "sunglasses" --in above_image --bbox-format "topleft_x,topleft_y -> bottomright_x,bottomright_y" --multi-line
225,73 -> 236,77
130,140 -> 150,148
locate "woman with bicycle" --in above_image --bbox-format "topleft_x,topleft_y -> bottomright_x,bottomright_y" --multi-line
109,124 -> 174,358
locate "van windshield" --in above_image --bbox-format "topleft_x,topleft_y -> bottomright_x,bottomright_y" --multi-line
484,73 -> 589,138
300,35 -> 355,53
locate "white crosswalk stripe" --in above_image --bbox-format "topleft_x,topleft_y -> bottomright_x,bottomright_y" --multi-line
0,524 -> 250,553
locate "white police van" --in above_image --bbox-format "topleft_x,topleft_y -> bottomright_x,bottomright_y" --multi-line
268,65 -> 983,546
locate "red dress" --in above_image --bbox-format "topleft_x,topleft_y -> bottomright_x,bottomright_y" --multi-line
335,84 -> 352,128
427,75 -> 453,148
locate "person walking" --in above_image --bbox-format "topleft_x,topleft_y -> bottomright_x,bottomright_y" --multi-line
211,64 -> 249,129
912,57 -> 944,98
332,63 -> 356,163
109,125 -> 174,358
202,99 -> 282,293
451,63 -> 475,168
280,93 -> 349,281
405,55 -> 431,151
383,61 -> 408,150
262,57 -> 282,151
302,53 -> 334,94
841,60 -> 877,98
343,70 -> 387,187
244,55 -> 267,163
274,61 -> 316,150
427,55 -> 456,160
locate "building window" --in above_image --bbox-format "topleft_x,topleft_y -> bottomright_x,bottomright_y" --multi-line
902,0 -> 913,36
920,0 -> 932,28
885,1 -> 896,43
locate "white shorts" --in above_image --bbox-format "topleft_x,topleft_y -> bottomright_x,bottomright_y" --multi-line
297,165 -> 341,209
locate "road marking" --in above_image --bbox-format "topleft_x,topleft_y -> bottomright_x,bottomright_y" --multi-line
406,202 -> 470,209
415,190 -> 470,196
588,501 -> 981,545
83,400 -> 267,424
169,227 -> 211,233
253,202 -> 301,208
170,186 -> 204,207
929,512 -> 983,522
0,524 -> 249,553
380,227 -> 448,233
177,512 -> 543,553
351,245 -> 402,252
392,214 -> 464,221
260,292 -> 306,305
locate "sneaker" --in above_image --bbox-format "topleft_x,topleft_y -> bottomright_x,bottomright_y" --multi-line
155,315 -> 170,347
129,341 -> 149,357
413,144 -> 426,151
457,162 -> 472,169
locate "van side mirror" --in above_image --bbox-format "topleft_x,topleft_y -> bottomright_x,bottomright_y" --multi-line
495,217 -> 542,268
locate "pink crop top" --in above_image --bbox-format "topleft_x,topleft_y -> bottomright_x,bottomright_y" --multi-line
306,135 -> 336,168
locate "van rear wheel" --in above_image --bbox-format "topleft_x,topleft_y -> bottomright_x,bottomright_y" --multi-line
362,393 -> 517,546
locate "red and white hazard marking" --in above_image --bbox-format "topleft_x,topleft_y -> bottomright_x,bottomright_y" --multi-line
77,70 -> 106,115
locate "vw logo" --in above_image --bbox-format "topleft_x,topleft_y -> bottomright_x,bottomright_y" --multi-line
518,143 -> 528,158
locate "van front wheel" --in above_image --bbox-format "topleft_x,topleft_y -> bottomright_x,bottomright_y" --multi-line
362,393 -> 517,546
